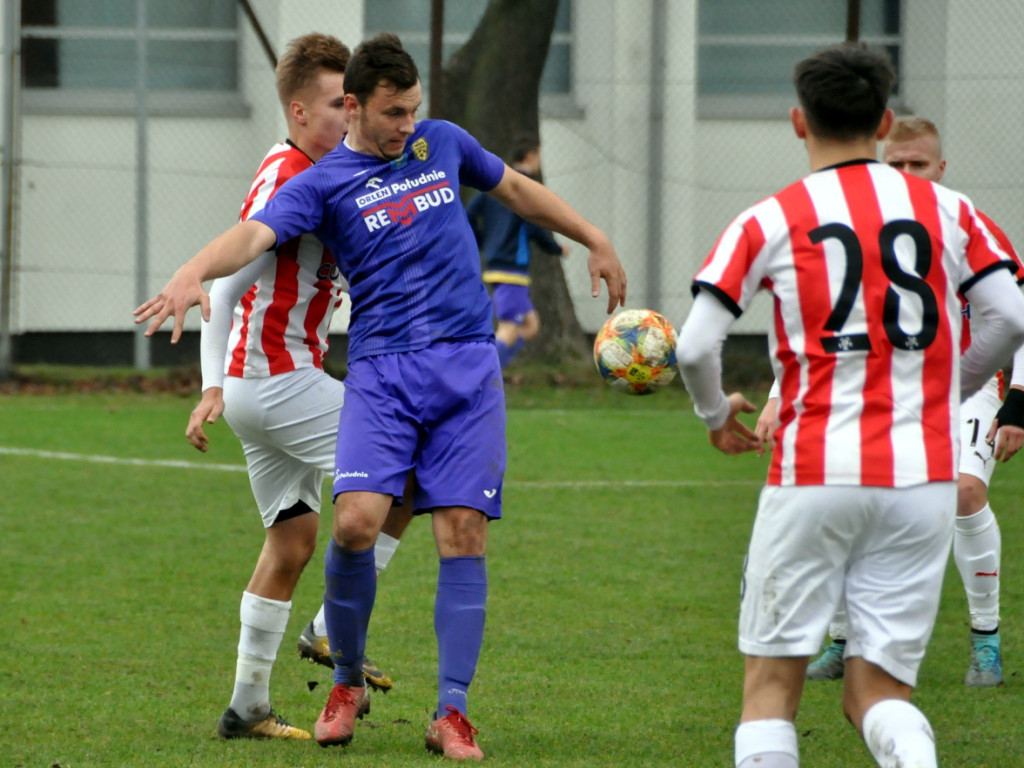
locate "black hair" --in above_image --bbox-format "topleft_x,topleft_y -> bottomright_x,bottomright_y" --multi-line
793,43 -> 895,141
344,33 -> 419,104
510,133 -> 540,165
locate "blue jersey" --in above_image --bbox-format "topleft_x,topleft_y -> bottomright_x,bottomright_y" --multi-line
251,119 -> 506,361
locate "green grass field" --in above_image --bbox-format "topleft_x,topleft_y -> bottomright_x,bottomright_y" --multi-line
1,379 -> 1022,767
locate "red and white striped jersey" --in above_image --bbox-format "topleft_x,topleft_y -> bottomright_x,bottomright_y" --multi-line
226,141 -> 347,378
961,211 -> 1024,399
695,160 -> 1016,488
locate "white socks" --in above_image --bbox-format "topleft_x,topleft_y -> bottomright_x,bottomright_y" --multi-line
735,719 -> 799,767
954,504 -> 1000,631
229,591 -> 291,721
735,703 -> 936,768
862,699 -> 936,768
312,603 -> 328,636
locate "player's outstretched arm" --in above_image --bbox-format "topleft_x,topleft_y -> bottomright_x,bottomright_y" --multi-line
133,220 -> 276,343
488,166 -> 626,313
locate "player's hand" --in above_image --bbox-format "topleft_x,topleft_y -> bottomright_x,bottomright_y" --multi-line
133,265 -> 210,344
186,387 -> 225,453
708,392 -> 760,455
987,386 -> 1024,462
755,396 -> 780,457
990,424 -> 1024,462
587,235 -> 627,314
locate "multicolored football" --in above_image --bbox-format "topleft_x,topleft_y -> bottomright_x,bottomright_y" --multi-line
593,308 -> 678,395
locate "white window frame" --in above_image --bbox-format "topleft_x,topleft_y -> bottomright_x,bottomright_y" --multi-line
21,4 -> 247,117
697,2 -> 902,119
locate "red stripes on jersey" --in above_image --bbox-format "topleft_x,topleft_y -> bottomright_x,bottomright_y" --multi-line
842,165 -> 898,486
904,175 -> 955,482
225,142 -> 346,379
697,161 -> 1013,488
262,239 -> 301,376
772,180 -> 834,485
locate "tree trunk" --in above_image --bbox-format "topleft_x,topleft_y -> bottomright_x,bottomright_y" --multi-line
439,0 -> 591,364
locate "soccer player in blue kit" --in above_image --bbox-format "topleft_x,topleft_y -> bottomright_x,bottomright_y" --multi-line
136,33 -> 626,761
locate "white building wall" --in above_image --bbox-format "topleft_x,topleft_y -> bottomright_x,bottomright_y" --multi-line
5,0 -> 1024,336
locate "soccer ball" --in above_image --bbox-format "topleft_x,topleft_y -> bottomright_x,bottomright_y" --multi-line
593,308 -> 678,395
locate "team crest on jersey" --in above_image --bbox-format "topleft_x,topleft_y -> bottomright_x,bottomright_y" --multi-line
412,138 -> 429,161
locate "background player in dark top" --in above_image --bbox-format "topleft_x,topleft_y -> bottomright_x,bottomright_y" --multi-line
465,135 -> 569,368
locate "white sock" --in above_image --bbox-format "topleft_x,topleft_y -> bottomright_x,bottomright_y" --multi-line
735,719 -> 799,767
312,604 -> 327,636
229,591 -> 291,721
375,532 -> 400,574
862,699 -> 936,768
954,504 -> 1000,631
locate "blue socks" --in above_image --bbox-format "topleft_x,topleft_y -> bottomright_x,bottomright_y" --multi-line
435,556 -> 487,716
496,338 -> 525,368
324,541 -> 376,687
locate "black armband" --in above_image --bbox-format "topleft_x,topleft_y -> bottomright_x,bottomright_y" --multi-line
995,387 -> 1024,430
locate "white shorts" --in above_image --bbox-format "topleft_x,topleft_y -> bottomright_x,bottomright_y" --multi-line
738,483 -> 955,687
223,367 -> 343,527
958,382 -> 1001,486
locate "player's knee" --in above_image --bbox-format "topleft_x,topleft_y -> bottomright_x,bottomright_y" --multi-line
435,507 -> 488,556
519,314 -> 540,340
495,323 -> 518,346
957,474 -> 988,516
332,505 -> 381,549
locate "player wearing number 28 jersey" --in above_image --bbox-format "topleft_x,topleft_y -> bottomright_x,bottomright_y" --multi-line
696,161 -> 1017,488
675,44 -> 1024,768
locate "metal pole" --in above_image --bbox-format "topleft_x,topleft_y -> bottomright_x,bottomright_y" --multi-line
645,0 -> 666,314
237,0 -> 277,69
429,0 -> 444,116
0,0 -> 21,381
133,0 -> 150,369
846,0 -> 862,42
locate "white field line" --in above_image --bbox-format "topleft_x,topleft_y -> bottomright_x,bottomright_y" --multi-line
0,445 -> 762,488
0,445 -> 246,473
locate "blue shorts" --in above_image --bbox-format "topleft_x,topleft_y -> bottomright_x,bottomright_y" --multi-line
333,341 -> 506,519
492,283 -> 533,324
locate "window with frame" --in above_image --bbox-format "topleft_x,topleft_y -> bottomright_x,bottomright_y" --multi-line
21,0 -> 242,115
697,0 -> 901,118
364,0 -> 573,106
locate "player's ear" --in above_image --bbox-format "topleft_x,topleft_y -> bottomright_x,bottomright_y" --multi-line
290,99 -> 306,125
875,108 -> 895,140
790,107 -> 807,139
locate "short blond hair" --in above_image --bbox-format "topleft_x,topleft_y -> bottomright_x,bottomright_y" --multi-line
275,33 -> 350,108
886,116 -> 942,153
